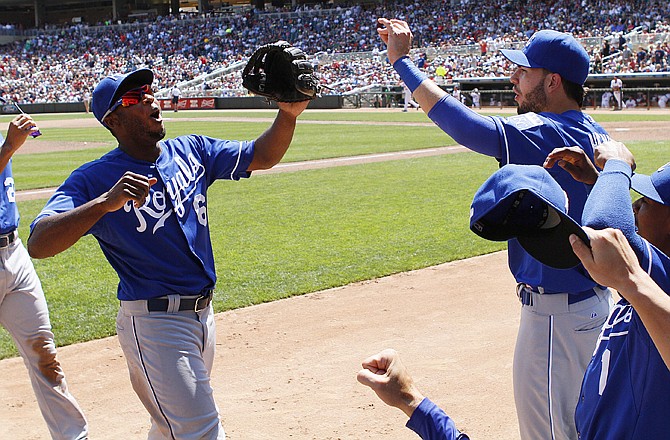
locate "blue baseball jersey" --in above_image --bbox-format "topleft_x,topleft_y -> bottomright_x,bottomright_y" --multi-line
0,135 -> 19,233
491,110 -> 610,292
31,135 -> 254,301
576,160 -> 670,439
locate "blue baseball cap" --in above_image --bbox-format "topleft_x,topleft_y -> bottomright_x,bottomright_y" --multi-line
92,68 -> 154,124
470,164 -> 588,269
631,162 -> 670,205
500,30 -> 590,85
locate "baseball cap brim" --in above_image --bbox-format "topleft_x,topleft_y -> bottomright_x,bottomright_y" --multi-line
631,172 -> 665,205
517,206 -> 589,269
499,48 -> 533,68
470,164 -> 588,269
472,190 -> 588,269
109,69 -> 154,105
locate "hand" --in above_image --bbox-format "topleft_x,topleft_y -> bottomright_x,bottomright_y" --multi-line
3,114 -> 40,154
377,18 -> 413,64
544,146 -> 599,184
101,172 -> 157,212
357,349 -> 425,418
277,100 -> 310,119
593,140 -> 635,171
569,227 -> 644,295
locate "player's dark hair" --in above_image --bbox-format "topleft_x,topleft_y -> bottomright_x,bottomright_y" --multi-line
562,79 -> 585,107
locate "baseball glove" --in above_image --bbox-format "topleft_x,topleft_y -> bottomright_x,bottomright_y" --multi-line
242,41 -> 319,102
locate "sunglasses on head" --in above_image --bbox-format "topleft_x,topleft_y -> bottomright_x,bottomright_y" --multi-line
102,84 -> 152,122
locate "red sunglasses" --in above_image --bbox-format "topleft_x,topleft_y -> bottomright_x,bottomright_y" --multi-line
102,84 -> 152,121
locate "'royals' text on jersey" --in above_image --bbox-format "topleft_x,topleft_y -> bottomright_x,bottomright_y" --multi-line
32,135 -> 255,300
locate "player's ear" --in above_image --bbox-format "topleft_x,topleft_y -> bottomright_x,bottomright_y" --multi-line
546,72 -> 563,93
104,113 -> 120,133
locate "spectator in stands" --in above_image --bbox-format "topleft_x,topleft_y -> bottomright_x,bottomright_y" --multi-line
1,0 -> 670,101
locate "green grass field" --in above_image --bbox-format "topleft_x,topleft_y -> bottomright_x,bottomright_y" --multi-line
0,109 -> 667,359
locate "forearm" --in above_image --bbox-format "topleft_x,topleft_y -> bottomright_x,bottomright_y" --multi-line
623,271 -> 670,371
393,57 -> 500,157
248,109 -> 297,171
0,141 -> 18,172
393,56 -> 446,113
28,197 -> 109,258
583,160 -> 641,247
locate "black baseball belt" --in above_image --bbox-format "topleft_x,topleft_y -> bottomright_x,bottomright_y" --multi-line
0,229 -> 18,248
146,290 -> 213,312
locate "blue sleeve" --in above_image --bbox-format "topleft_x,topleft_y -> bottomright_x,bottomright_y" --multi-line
426,96 -> 501,158
175,135 -> 254,185
406,398 -> 464,440
582,159 -> 647,258
30,168 -> 99,235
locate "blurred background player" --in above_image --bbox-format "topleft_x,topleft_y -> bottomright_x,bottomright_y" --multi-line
610,75 -> 623,110
403,81 -> 419,111
170,83 -> 182,112
470,88 -> 481,109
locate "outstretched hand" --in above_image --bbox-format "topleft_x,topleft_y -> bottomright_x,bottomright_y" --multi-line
544,146 -> 599,184
377,18 -> 413,65
357,348 -> 425,418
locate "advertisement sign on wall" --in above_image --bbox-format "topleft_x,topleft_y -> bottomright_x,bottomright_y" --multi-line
159,98 -> 216,111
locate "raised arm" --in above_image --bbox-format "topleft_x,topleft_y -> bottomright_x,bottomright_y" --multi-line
247,100 -> 309,171
377,18 -> 500,157
28,172 -> 156,258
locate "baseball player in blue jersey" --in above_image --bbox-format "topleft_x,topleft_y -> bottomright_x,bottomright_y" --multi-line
27,68 -> 309,439
378,20 -> 612,440
545,141 -> 670,439
0,115 -> 88,439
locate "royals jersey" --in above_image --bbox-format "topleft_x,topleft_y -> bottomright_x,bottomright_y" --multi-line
0,134 -> 19,234
491,110 -> 610,292
576,160 -> 670,439
31,135 -> 254,301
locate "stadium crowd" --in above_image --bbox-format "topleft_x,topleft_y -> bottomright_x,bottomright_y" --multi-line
0,0 -> 669,103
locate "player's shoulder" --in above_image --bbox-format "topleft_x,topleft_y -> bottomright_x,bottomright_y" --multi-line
502,112 -> 545,130
74,148 -> 125,174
